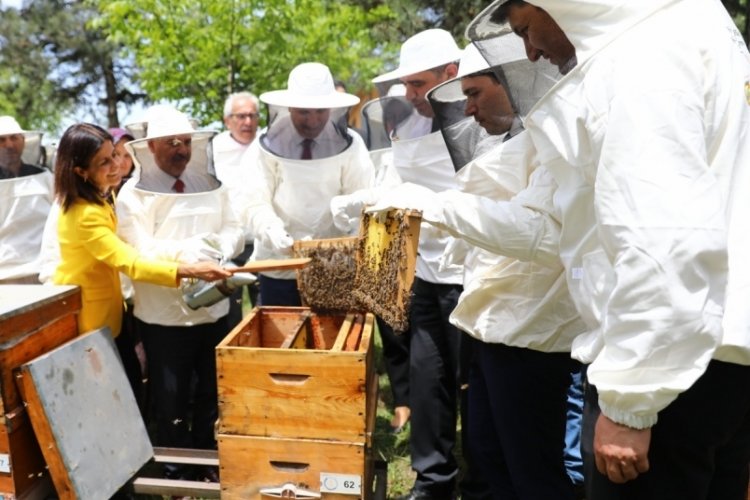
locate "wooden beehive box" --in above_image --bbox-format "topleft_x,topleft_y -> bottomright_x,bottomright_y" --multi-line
216,307 -> 377,444
217,306 -> 378,499
218,435 -> 374,500
0,285 -> 81,499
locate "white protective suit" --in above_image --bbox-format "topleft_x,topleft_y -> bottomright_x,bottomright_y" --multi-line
0,169 -> 54,282
243,128 -> 374,279
487,0 -> 750,429
212,130 -> 255,246
441,132 -> 585,352
391,119 -> 463,284
118,132 -> 243,326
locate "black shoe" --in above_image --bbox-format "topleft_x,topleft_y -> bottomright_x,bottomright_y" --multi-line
396,489 -> 432,500
573,482 -> 586,500
197,465 -> 220,483
396,487 -> 453,500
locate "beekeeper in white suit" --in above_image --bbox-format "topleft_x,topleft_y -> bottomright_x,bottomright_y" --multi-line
241,62 -> 373,306
467,1 -> 750,498
117,106 -> 242,482
429,39 -> 586,499
0,116 -> 53,284
336,29 -> 479,500
367,38 -> 585,499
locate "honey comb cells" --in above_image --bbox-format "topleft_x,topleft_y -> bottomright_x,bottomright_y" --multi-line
295,239 -> 359,312
352,210 -> 417,332
293,209 -> 420,331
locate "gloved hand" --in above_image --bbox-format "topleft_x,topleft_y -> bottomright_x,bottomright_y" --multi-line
178,234 -> 224,263
364,182 -> 443,223
330,187 -> 383,234
259,225 -> 294,255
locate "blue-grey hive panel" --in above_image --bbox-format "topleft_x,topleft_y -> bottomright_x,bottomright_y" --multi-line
18,327 -> 153,499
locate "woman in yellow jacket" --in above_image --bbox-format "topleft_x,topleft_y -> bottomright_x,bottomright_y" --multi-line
52,123 -> 231,341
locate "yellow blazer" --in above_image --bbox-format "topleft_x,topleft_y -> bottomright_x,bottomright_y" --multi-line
53,198 -> 178,337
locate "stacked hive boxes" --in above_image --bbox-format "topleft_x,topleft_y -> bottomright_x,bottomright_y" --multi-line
216,306 -> 377,499
0,285 -> 81,499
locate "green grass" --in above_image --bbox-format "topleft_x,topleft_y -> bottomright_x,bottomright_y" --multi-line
371,327 -> 416,499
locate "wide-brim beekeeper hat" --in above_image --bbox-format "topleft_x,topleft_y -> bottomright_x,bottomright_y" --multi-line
465,0 -> 515,42
373,29 -> 462,85
0,116 -> 44,167
0,116 -> 41,138
126,106 -> 219,192
260,62 -> 360,109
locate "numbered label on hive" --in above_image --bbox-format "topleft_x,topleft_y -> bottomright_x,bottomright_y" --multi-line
320,472 -> 362,495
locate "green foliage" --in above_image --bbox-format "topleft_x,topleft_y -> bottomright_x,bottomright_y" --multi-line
8,0 -> 741,135
0,5 -> 68,132
93,0 -> 398,124
0,0 -> 140,134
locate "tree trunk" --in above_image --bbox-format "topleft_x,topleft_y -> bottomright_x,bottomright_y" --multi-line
102,56 -> 120,127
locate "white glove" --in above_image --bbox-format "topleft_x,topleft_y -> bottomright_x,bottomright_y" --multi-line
364,182 -> 443,223
259,225 -> 294,255
177,234 -> 224,263
330,187 -> 383,234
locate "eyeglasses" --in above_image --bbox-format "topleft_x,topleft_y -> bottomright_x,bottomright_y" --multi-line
160,137 -> 192,148
230,112 -> 259,121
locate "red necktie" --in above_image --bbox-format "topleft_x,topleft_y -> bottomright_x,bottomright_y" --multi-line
301,139 -> 313,160
172,178 -> 185,193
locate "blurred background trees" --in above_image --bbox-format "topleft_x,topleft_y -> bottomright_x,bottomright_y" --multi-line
1,0 -> 747,135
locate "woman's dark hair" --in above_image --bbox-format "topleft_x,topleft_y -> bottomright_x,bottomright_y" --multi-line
54,123 -> 113,212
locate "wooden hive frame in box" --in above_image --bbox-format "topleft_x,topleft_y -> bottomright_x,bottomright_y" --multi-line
292,237 -> 360,312
352,209 -> 421,331
291,209 -> 421,331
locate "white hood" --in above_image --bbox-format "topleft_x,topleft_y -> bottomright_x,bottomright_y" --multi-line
468,0 -> 676,67
243,131 -> 374,279
0,171 -> 54,280
514,0 -> 750,428
116,174 -> 243,325
529,0 -> 676,65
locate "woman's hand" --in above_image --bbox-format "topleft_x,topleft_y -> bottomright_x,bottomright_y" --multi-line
177,261 -> 233,282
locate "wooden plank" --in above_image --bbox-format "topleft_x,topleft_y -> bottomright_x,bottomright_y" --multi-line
131,476 -> 220,498
308,314 -> 326,349
331,314 -> 355,352
364,358 -> 379,450
358,314 -> 375,353
231,258 -> 311,274
16,364 -> 75,499
292,237 -> 358,252
152,446 -> 219,466
0,285 -> 79,326
344,314 -> 364,352
17,328 -> 153,500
